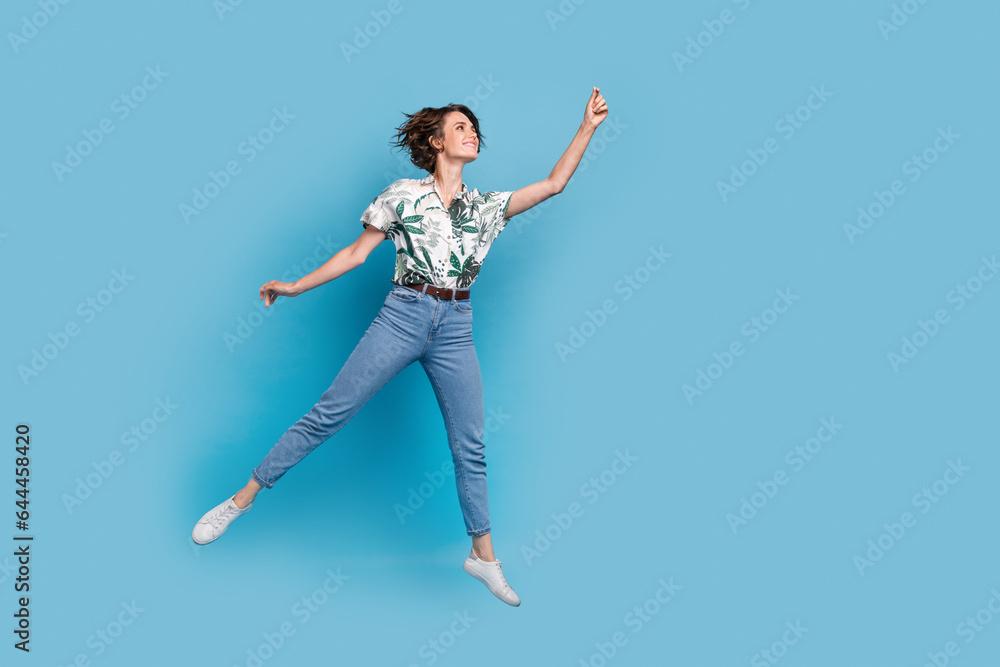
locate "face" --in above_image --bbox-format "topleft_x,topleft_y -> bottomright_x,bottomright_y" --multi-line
431,111 -> 479,163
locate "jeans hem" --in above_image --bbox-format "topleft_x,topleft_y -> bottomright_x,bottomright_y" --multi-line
251,468 -> 273,489
468,526 -> 491,537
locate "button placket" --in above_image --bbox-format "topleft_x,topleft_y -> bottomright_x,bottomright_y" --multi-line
428,176 -> 469,291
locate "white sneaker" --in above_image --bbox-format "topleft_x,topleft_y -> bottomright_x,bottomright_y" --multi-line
192,496 -> 252,545
463,552 -> 521,606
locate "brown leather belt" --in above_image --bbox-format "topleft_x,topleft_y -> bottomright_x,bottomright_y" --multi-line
396,282 -> 470,300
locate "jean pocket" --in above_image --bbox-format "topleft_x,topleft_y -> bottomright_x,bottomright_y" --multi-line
388,286 -> 420,302
454,299 -> 472,313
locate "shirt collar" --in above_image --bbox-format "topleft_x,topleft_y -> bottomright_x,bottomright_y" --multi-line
420,173 -> 470,199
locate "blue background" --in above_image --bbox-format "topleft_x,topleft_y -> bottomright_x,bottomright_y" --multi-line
3,0 -> 999,665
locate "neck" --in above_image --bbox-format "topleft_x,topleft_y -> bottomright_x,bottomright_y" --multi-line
432,159 -> 464,195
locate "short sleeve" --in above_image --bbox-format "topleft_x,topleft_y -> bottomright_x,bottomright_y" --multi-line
360,184 -> 403,236
477,190 -> 514,242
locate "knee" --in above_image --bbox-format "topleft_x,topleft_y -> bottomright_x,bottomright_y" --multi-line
299,406 -> 342,434
459,436 -> 485,457
456,447 -> 487,473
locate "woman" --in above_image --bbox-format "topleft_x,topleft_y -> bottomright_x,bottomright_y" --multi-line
192,87 -> 610,606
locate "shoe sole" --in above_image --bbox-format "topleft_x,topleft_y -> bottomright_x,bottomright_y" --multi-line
192,530 -> 224,545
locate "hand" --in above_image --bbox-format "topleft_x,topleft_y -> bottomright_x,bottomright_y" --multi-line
583,86 -> 608,129
259,280 -> 300,307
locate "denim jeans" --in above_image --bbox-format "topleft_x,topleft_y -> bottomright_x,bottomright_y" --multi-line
251,282 -> 491,537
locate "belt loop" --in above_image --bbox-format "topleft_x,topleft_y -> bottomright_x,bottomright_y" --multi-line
420,284 -> 428,295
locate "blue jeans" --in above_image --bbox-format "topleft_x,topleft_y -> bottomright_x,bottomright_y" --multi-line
251,282 -> 491,537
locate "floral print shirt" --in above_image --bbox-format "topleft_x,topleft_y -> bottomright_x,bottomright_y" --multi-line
360,173 -> 514,289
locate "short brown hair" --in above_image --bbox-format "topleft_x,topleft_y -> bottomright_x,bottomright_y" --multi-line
391,104 -> 485,173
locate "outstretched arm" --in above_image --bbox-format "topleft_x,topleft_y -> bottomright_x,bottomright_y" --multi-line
259,226 -> 386,307
506,86 -> 609,219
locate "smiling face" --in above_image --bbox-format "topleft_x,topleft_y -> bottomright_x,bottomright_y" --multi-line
430,111 -> 479,166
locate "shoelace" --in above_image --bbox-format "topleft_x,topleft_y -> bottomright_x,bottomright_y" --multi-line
490,560 -> 511,592
209,503 -> 239,529
470,553 -> 512,593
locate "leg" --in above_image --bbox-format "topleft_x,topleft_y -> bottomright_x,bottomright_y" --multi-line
193,291 -> 430,546
251,297 -> 425,488
419,319 -> 491,539
422,300 -> 519,605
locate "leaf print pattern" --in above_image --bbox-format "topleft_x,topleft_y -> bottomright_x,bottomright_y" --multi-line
457,254 -> 481,288
359,174 -> 514,289
419,246 -> 435,272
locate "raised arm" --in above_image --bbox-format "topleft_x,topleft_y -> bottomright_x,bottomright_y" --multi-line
259,225 -> 386,307
506,86 -> 609,219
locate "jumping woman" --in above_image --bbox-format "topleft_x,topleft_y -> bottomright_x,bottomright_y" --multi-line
192,86 -> 610,606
